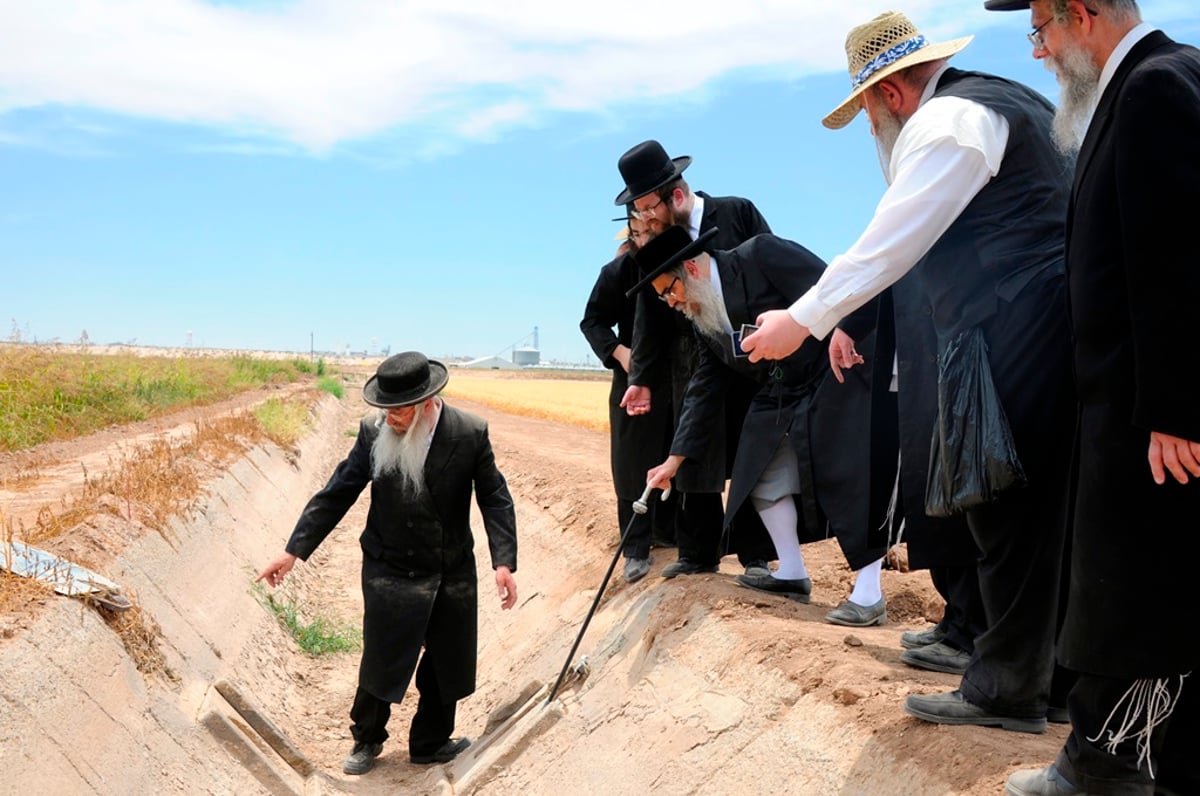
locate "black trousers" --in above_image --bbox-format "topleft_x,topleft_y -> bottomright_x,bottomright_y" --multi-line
1055,672 -> 1199,795
349,648 -> 457,756
928,564 -> 985,655
958,279 -> 1074,719
617,497 -> 653,560
674,492 -> 774,568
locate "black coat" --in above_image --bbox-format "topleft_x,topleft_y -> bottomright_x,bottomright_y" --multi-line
672,235 -> 890,569
285,403 -> 518,702
628,192 -> 771,492
1057,31 -> 1200,678
579,253 -> 673,499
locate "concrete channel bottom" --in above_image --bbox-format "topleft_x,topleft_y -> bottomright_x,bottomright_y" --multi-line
200,677 -> 563,795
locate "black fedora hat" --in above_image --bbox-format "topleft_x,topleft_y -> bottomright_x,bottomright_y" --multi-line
362,351 -> 449,408
982,0 -> 1030,8
625,226 -> 719,298
614,140 -> 692,206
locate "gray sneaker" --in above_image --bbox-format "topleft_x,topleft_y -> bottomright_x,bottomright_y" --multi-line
343,741 -> 383,775
623,557 -> 650,583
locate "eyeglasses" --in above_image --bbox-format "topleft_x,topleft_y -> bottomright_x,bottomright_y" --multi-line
1028,6 -> 1097,50
1027,17 -> 1053,49
656,276 -> 680,303
632,195 -> 667,220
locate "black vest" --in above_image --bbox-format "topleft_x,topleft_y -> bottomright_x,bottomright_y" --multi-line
917,68 -> 1071,343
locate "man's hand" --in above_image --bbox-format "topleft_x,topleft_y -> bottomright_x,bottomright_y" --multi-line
255,552 -> 297,588
620,384 -> 651,416
646,455 -> 685,491
742,309 -> 812,363
828,328 -> 865,384
1148,431 -> 1200,485
612,344 -> 632,374
495,566 -> 518,610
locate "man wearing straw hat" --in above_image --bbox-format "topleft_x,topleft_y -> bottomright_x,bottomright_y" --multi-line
742,11 -> 1076,733
257,351 -> 518,775
985,2 -> 1200,794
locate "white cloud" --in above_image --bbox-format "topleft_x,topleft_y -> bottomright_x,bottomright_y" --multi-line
0,0 -> 1188,152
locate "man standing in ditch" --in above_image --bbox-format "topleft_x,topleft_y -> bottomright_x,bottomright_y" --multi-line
256,351 -> 518,776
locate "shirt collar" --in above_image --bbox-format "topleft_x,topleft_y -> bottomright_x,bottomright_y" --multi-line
688,193 -> 704,240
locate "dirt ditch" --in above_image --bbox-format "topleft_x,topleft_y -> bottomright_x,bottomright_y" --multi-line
0,387 -> 1068,795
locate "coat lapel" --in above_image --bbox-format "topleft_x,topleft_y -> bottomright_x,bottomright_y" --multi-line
423,402 -> 459,493
1073,31 -> 1170,196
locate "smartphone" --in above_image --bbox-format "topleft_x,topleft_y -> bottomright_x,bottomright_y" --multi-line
732,323 -> 758,358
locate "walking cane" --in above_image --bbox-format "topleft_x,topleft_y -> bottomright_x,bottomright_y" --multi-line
545,481 -> 670,705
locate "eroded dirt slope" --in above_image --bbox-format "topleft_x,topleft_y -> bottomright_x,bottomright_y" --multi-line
0,385 -> 1067,795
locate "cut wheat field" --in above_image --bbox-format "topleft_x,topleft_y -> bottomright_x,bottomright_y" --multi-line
441,368 -> 610,433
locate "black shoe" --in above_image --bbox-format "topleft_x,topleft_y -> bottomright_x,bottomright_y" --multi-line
899,641 -> 970,674
411,737 -> 471,765
343,741 -> 383,775
742,559 -> 771,578
825,598 -> 887,627
1046,705 -> 1069,724
735,572 -> 812,603
650,532 -> 677,549
661,558 -> 718,578
905,690 -> 1046,734
900,624 -> 946,649
623,557 -> 650,583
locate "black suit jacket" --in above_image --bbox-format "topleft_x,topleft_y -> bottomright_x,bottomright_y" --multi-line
1058,30 -> 1200,677
627,193 -> 770,493
285,402 -> 518,701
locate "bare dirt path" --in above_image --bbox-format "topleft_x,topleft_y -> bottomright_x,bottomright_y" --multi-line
0,386 -> 1067,795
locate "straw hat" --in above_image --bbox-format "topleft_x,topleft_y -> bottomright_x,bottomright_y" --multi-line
823,11 -> 974,129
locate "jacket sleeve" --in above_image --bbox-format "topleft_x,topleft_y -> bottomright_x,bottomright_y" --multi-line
670,333 -> 730,460
579,262 -> 621,368
628,289 -> 674,387
473,423 -> 519,572
285,418 -> 373,560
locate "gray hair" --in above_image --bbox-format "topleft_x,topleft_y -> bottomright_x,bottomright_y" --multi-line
1049,0 -> 1140,25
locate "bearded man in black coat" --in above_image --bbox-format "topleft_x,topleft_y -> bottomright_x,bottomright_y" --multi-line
615,139 -> 777,580
630,225 -> 892,613
988,1 -> 1200,794
257,352 -> 518,776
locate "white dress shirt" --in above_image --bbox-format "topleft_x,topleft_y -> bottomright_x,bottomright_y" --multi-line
787,64 -> 1010,340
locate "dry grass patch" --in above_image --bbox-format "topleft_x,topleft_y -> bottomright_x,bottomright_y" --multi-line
443,370 -> 609,432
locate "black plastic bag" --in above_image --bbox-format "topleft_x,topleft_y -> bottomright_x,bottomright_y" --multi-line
924,327 -> 1027,517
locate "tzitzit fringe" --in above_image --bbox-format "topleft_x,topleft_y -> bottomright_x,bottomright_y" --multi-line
1088,672 -> 1190,778
884,452 -> 905,549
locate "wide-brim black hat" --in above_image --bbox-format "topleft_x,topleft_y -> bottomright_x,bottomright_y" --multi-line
982,0 -> 1030,9
614,139 -> 692,206
362,351 -> 449,408
625,226 -> 719,298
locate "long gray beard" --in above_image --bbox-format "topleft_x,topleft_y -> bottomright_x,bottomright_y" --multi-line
873,107 -> 904,185
680,274 -> 732,340
1049,42 -> 1101,155
371,410 -> 430,493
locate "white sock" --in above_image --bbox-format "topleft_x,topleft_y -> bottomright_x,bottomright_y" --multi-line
755,497 -> 808,580
848,557 -> 884,606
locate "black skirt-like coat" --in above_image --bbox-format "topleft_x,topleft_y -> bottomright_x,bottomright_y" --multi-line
284,403 -> 518,702
580,252 -> 673,499
672,234 -> 892,569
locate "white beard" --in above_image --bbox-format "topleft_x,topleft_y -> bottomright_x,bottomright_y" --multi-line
1048,41 -> 1101,155
679,273 -> 731,340
371,406 -> 432,493
872,105 -> 904,185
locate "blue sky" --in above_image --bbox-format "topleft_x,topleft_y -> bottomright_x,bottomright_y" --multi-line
2,1 -> 1197,365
